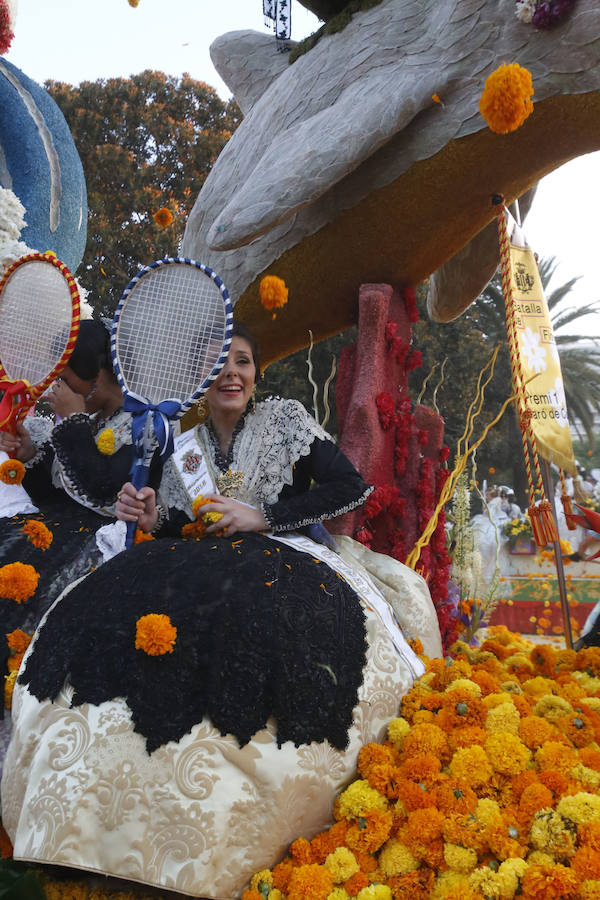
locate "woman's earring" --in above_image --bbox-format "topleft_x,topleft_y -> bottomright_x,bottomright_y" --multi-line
196,396 -> 209,422
249,385 -> 257,414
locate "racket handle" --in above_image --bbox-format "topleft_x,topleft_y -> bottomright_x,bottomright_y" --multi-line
126,519 -> 137,549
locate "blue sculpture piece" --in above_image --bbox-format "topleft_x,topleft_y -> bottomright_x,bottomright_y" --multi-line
0,58 -> 87,273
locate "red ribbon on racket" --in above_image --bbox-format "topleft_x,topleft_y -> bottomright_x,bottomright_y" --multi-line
0,377 -> 35,432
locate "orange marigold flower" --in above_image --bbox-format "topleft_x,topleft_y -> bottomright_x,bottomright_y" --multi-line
289,838 -> 313,866
397,777 -> 435,811
310,820 -> 349,863
536,741 -> 578,776
448,724 -> 488,752
135,613 -> 177,656
0,458 -> 25,485
366,762 -> 403,799
287,863 -> 333,900
181,519 -> 207,540
398,752 -> 442,788
442,812 -> 488,852
449,744 -> 493,787
479,62 -> 534,134
401,723 -> 450,763
344,870 -> 369,896
511,768 -> 539,800
259,275 -> 288,311
433,779 -> 478,816
6,629 -> 32,654
530,644 -> 557,676
345,808 -> 393,855
571,846 -> 600,881
519,782 -> 555,828
537,769 -> 572,800
578,822 -> 600,851
153,207 -> 173,228
0,562 -> 39,603
357,742 -> 399,778
272,858 -> 294,892
579,747 -> 600,773
480,639 -> 514,661
519,714 -> 558,750
520,862 -> 578,899
470,668 -> 502,696
241,891 -> 263,900
20,520 -> 53,550
438,689 -> 487,730
387,868 -> 435,900
576,647 -> 600,677
556,712 -> 596,748
134,529 -> 155,544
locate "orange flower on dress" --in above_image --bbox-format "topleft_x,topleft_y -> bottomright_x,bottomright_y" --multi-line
259,275 -> 288,312
0,562 -> 39,603
135,613 -> 177,656
0,459 -> 25,485
6,629 -> 32,654
21,520 -> 53,550
153,207 -> 173,228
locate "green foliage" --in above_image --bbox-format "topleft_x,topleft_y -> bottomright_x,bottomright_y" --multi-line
47,72 -> 240,316
289,0 -> 384,62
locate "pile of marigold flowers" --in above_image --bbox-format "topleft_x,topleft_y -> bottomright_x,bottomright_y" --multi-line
243,626 -> 600,900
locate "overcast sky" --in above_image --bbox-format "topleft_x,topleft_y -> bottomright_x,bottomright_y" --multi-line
6,0 -> 600,331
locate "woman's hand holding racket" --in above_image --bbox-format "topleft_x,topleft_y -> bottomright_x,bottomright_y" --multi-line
115,482 -> 159,534
0,422 -> 35,461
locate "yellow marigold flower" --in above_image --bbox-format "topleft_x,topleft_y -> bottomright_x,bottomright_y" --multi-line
527,850 -> 556,866
250,870 -> 274,892
557,792 -> 600,825
533,695 -> 573,723
443,842 -> 477,873
334,780 -> 388,820
579,880 -> 600,900
444,677 -> 481,697
535,741 -> 577,776
530,809 -> 577,859
128,0 -> 139,6
4,669 -> 17,710
468,866 -> 505,897
0,562 -> 39,603
96,428 -> 115,455
0,458 -> 25,485
498,857 -> 528,896
430,872 -> 473,900
378,839 -> 418,877
21,520 -> 53,550
259,275 -> 288,311
202,510 -> 224,525
485,730 -> 531,775
449,744 -> 493,787
523,676 -> 560,699
485,700 -> 521,735
573,671 -> 600,694
153,207 -> 173,228
324,847 -> 359,883
475,797 -> 502,827
479,63 -> 534,134
356,886 -> 392,900
135,613 -> 177,656
327,889 -> 350,900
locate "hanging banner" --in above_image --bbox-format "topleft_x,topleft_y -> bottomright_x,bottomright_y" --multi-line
506,214 -> 577,475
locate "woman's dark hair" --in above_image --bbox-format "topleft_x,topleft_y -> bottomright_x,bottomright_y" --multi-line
68,320 -> 112,380
232,321 -> 260,381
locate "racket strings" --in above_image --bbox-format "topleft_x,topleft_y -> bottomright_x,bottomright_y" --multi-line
116,266 -> 228,404
0,264 -> 73,384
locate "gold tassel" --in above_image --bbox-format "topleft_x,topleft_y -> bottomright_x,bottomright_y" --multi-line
561,493 -> 578,531
528,505 -> 547,547
538,499 -> 559,544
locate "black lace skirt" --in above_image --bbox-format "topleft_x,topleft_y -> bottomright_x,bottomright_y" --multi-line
0,499 -> 105,677
19,532 -> 368,754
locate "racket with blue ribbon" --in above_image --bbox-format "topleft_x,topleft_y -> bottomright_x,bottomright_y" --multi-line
111,257 -> 233,546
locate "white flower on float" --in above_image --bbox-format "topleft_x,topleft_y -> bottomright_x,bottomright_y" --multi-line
0,186 -> 27,242
515,0 -> 535,23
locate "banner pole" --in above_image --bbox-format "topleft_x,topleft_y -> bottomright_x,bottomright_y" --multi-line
541,458 -> 574,649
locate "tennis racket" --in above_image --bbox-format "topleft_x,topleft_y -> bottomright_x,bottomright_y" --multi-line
0,252 -> 81,433
111,257 -> 233,546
